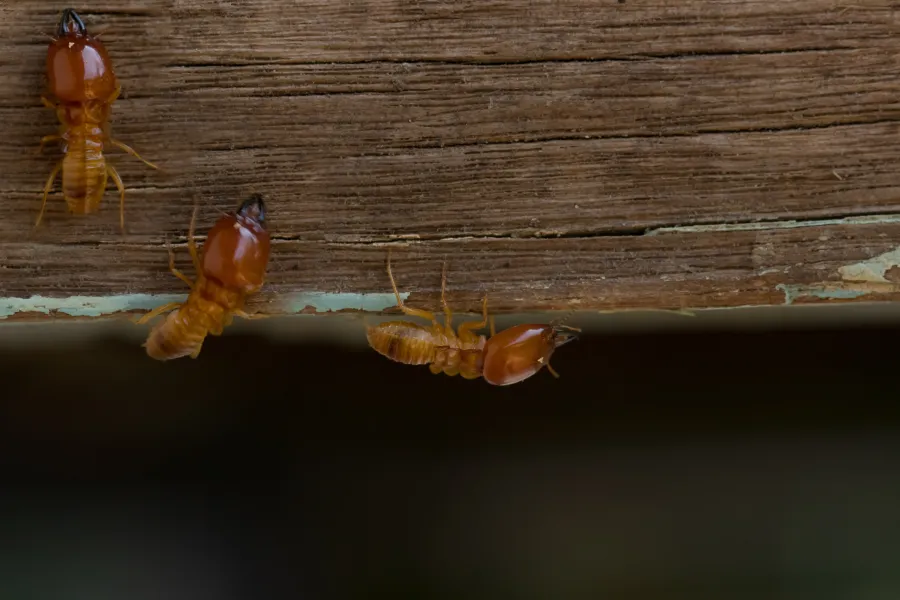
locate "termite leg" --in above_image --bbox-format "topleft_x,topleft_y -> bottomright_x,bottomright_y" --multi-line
109,139 -> 158,170
386,249 -> 439,325
107,164 -> 127,233
166,236 -> 194,289
232,309 -> 267,322
36,134 -> 61,154
440,260 -> 453,330
134,302 -> 180,325
187,206 -> 201,272
40,95 -> 56,110
108,84 -> 121,103
457,295 -> 489,339
35,160 -> 62,229
546,363 -> 561,379
489,315 -> 496,337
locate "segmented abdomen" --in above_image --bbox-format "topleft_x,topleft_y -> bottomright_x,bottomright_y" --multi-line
144,280 -> 235,361
62,129 -> 106,214
366,322 -> 443,366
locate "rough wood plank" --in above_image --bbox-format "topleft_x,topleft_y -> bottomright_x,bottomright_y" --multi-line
5,220 -> 900,318
1,1 -> 899,318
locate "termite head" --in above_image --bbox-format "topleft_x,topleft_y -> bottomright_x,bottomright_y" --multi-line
47,8 -> 118,103
201,195 -> 272,293
481,323 -> 578,386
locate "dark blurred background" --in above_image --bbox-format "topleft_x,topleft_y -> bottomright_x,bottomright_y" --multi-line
1,309 -> 900,600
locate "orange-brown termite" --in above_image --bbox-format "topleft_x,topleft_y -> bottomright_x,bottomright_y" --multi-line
366,251 -> 578,385
136,195 -> 272,360
37,8 -> 158,231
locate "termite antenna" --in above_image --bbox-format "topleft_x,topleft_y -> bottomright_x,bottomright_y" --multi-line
57,8 -> 87,37
90,23 -> 111,38
550,309 -> 580,350
549,308 -> 578,329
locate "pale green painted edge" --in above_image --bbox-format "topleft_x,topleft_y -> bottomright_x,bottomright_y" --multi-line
775,284 -> 871,306
0,294 -> 187,319
281,292 -> 409,313
0,292 -> 408,319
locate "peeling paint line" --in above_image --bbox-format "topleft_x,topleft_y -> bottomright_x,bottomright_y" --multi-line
648,213 -> 900,236
279,292 -> 408,313
776,283 -> 873,306
593,307 -> 697,317
773,244 -> 900,306
838,245 -> 900,283
0,292 -> 408,320
0,294 -> 187,319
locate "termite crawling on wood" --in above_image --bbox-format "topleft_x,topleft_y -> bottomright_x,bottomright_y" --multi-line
367,250 -> 578,385
37,8 -> 158,231
136,195 -> 272,361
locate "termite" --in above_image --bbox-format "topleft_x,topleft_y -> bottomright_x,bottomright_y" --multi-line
366,251 -> 578,385
37,8 -> 158,231
136,195 -> 272,361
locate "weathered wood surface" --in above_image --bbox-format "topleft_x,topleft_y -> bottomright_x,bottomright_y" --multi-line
1,1 -> 900,319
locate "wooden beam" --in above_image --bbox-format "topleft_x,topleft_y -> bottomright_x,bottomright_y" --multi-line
2,1 -> 899,319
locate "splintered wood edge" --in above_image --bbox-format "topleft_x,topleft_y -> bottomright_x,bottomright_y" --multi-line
5,293 -> 900,327
7,217 -> 900,321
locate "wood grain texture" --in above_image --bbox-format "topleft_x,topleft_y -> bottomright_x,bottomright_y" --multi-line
1,1 -> 899,318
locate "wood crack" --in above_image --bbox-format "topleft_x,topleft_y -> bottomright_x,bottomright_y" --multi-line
161,46 -> 857,69
395,118 -> 900,149
170,211 -> 900,248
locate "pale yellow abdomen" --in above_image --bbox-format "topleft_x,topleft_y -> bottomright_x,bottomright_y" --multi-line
62,130 -> 106,214
366,322 -> 439,366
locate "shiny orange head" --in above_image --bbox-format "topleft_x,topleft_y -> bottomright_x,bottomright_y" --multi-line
201,194 -> 272,292
47,9 -> 118,103
481,324 -> 577,386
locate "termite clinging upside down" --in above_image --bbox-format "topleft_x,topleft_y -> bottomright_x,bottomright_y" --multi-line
37,8 -> 158,231
137,195 -> 272,361
366,251 -> 578,385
